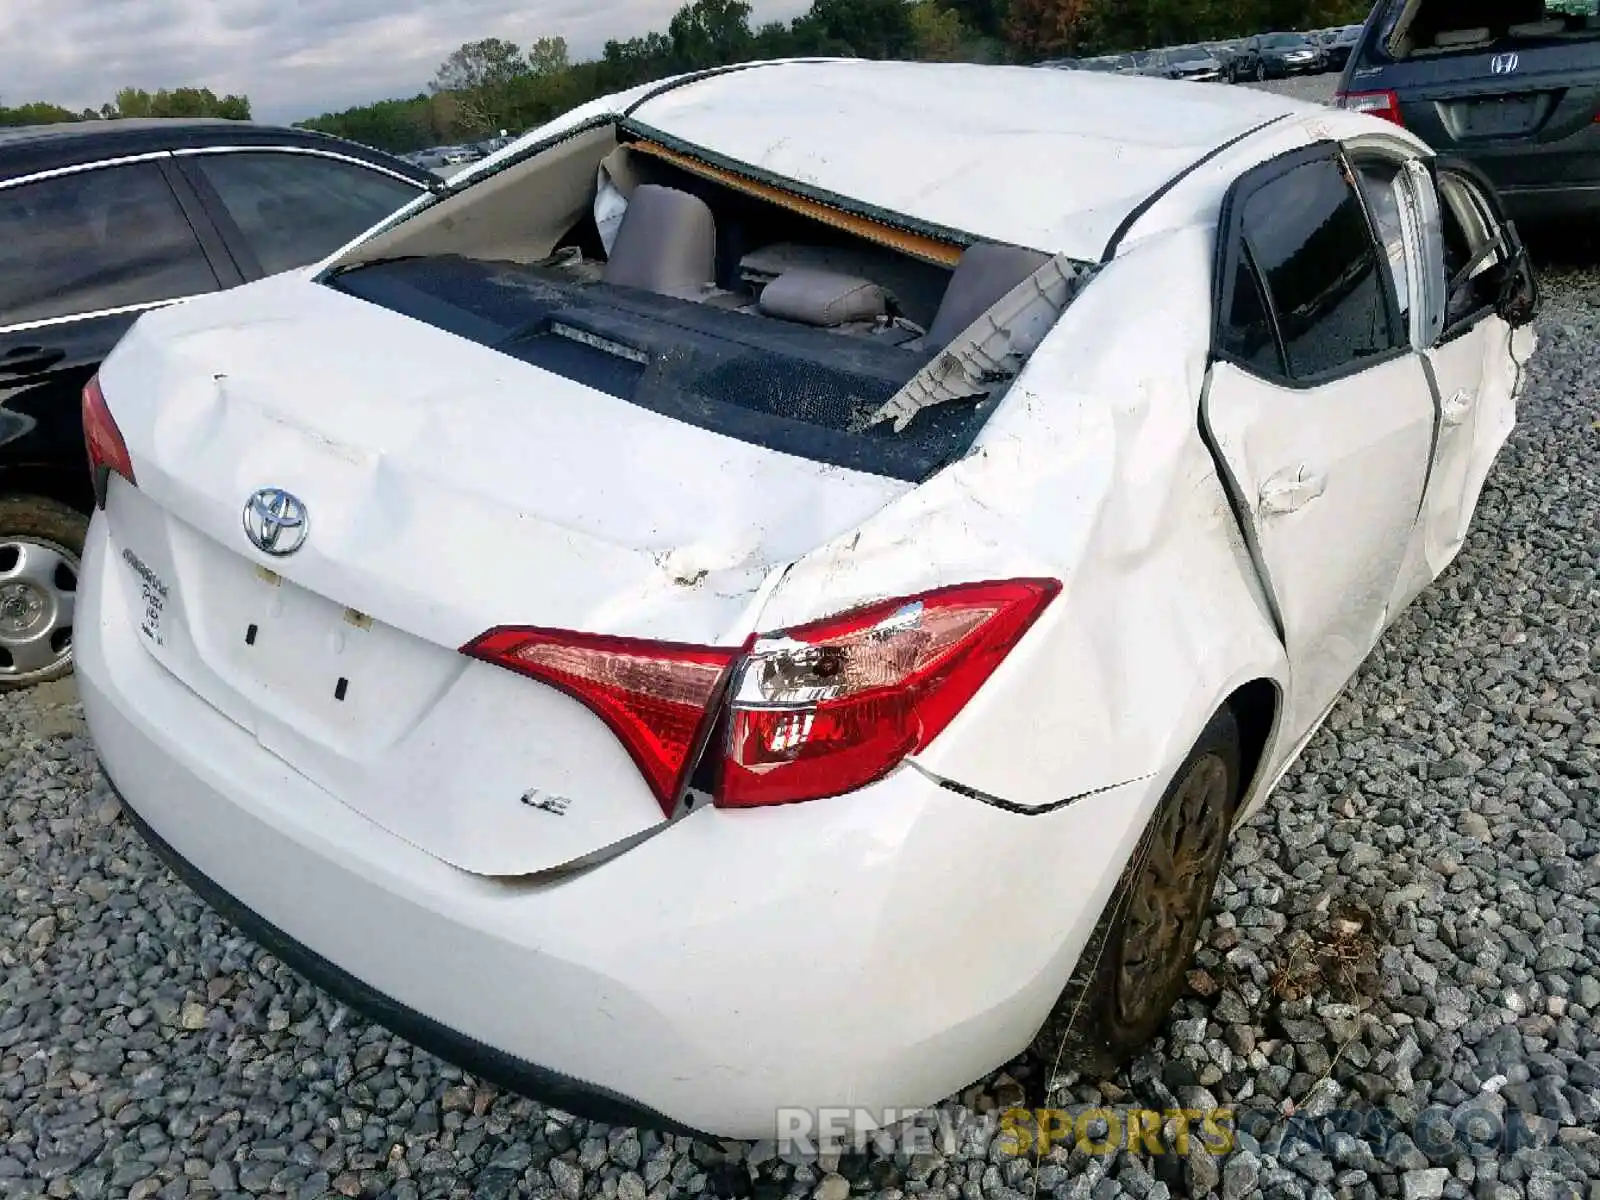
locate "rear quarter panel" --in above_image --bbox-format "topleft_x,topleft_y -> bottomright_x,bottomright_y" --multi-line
760,225 -> 1290,813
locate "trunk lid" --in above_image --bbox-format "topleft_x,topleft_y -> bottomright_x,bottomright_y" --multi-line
98,275 -> 909,875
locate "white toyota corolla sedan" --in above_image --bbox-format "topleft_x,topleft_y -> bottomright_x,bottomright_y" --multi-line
77,60 -> 1538,1137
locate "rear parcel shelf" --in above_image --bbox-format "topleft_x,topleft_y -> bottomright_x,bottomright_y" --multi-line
327,255 -> 997,482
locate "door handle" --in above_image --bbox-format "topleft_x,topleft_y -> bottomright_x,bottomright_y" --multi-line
1258,467 -> 1327,516
0,346 -> 66,376
1441,388 -> 1474,427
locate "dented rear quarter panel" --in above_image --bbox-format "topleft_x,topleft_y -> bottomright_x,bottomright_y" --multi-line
759,224 -> 1291,814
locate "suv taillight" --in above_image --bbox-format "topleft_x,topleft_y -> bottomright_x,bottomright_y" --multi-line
82,374 -> 136,506
463,578 -> 1059,814
1337,89 -> 1404,126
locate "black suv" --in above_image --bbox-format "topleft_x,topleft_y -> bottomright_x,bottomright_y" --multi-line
1337,0 -> 1600,221
0,120 -> 434,687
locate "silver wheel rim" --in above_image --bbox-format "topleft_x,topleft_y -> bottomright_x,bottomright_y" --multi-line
0,535 -> 79,682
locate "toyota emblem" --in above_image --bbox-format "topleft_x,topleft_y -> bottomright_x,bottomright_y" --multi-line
242,487 -> 310,557
1490,53 -> 1520,75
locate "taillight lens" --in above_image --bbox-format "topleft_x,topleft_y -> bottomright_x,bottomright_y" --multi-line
82,374 -> 136,505
717,579 -> 1060,808
461,628 -> 743,816
463,579 -> 1059,816
1337,89 -> 1404,126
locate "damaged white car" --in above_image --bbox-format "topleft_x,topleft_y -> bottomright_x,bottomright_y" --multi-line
76,60 -> 1539,1137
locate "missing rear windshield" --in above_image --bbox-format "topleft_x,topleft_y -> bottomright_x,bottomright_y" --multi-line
323,120 -> 1092,483
1386,0 -> 1600,58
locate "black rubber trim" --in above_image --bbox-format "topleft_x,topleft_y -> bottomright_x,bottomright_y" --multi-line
105,771 -> 704,1136
1100,114 -> 1291,264
620,58 -> 824,117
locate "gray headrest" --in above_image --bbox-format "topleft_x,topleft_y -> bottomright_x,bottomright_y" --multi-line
603,184 -> 716,298
922,242 -> 1052,350
758,267 -> 887,327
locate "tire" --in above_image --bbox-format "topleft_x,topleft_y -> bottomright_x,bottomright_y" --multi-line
1029,706 -> 1241,1080
0,495 -> 89,690
1254,61 -> 1267,82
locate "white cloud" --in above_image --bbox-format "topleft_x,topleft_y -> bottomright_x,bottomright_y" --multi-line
0,0 -> 811,124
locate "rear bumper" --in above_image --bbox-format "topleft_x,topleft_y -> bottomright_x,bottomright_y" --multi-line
108,783 -> 692,1132
76,513 -> 1159,1138
1496,183 -> 1600,221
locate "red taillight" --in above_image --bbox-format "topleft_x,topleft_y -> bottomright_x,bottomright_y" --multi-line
82,374 -> 136,505
717,579 -> 1060,808
1337,89 -> 1404,126
461,628 -> 742,815
463,579 -> 1059,815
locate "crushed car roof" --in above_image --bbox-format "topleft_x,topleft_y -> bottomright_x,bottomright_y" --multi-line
626,59 -> 1326,262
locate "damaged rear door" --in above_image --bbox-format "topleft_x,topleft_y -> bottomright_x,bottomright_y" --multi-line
1200,143 -> 1436,737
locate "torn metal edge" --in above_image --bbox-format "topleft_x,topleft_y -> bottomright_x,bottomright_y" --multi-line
908,760 -> 1154,815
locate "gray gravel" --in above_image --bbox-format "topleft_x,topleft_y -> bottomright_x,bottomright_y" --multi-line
4,70 -> 1599,1200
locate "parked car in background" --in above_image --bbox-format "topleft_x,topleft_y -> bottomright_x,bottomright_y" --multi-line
1230,31 -> 1328,81
0,119 -> 432,686
1206,39 -> 1247,75
1078,53 -> 1142,73
1149,45 -> 1229,81
1323,23 -> 1366,71
1338,0 -> 1600,222
79,59 -> 1536,1138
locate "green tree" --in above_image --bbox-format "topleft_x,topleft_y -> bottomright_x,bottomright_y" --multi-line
1005,0 -> 1096,56
527,36 -> 570,77
668,0 -> 754,69
432,38 -> 529,93
908,0 -> 973,59
0,100 -> 84,126
751,20 -> 799,58
793,0 -> 917,58
108,86 -> 250,119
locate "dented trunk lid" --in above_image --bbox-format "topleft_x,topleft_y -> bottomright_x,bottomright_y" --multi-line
97,274 -> 909,875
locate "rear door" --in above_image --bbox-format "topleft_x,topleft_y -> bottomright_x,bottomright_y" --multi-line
1201,144 -> 1436,737
1416,166 -> 1531,566
0,159 -> 233,500
173,148 -> 426,279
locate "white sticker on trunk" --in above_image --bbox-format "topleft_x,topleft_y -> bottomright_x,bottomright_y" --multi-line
121,548 -> 169,647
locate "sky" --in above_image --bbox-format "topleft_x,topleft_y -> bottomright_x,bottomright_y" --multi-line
0,0 -> 812,124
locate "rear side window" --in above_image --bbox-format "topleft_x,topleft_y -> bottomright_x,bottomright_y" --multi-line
0,163 -> 219,328
1220,252 -> 1281,375
1221,155 -> 1401,383
189,152 -> 422,275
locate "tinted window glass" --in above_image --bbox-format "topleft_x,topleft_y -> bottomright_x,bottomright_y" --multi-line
1242,157 -> 1400,380
1221,253 -> 1282,375
192,152 -> 421,275
0,163 -> 218,327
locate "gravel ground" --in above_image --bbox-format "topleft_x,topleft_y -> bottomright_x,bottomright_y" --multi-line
4,71 -> 1600,1200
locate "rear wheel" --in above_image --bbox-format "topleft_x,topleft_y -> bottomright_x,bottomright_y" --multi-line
0,496 -> 87,690
1030,707 -> 1241,1079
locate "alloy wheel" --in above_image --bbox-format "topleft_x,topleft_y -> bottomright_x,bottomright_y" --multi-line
0,535 -> 79,683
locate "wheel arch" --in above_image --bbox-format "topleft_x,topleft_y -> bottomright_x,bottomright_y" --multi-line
0,462 -> 95,517
1222,675 -> 1282,817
